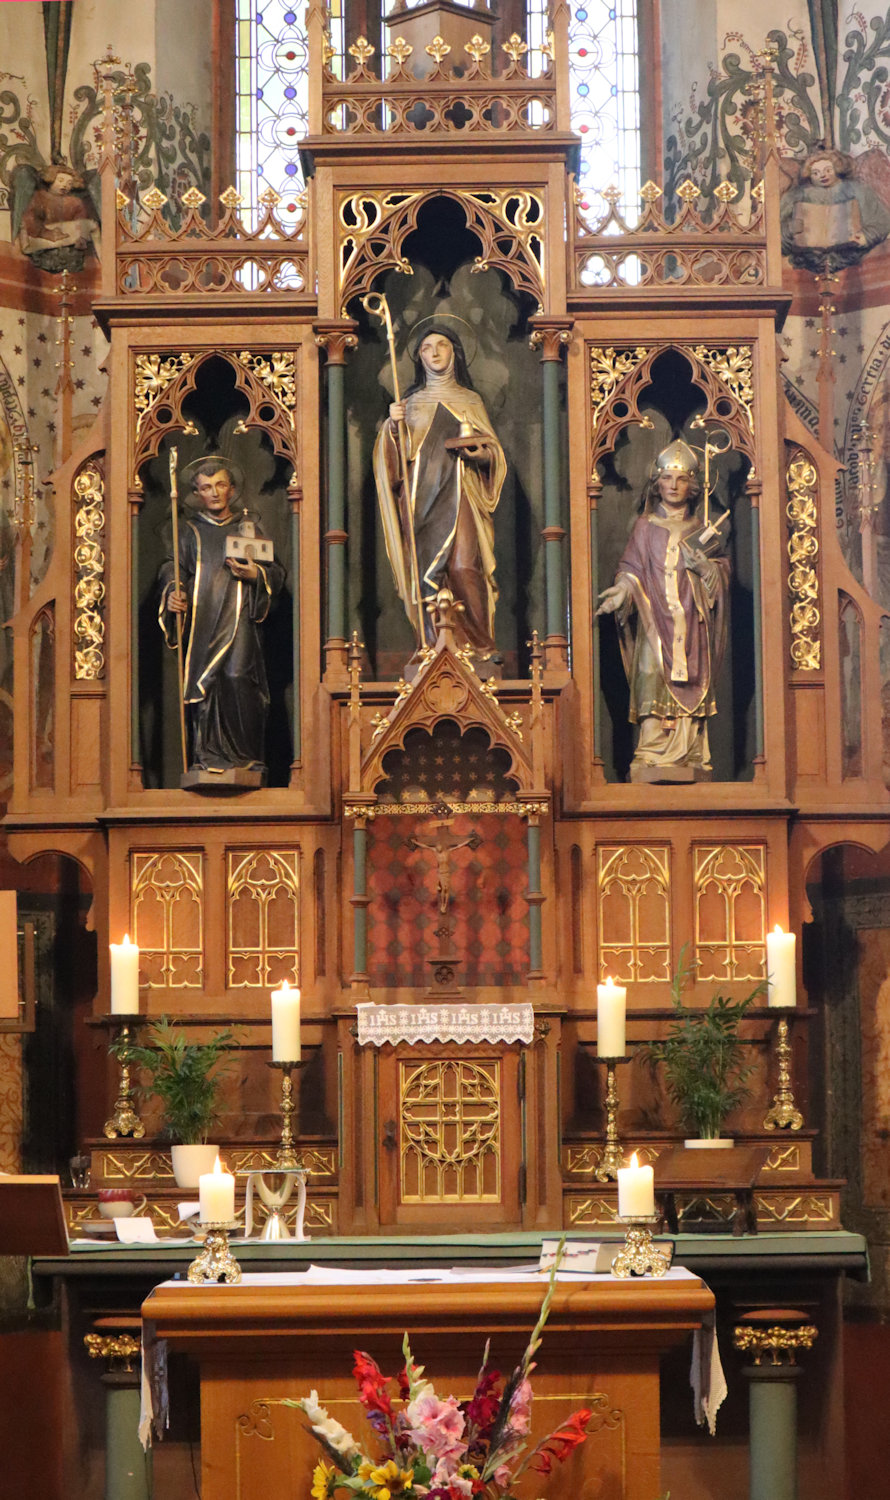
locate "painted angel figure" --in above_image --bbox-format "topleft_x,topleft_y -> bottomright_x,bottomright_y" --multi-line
11,160 -> 101,273
780,146 -> 890,273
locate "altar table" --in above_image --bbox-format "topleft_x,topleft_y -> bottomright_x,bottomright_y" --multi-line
143,1268 -> 714,1500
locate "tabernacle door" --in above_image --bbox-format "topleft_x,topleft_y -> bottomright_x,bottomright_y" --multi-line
377,1042 -> 523,1231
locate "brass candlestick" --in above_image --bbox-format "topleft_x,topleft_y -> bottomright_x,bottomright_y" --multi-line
187,1223 -> 241,1285
269,1059 -> 306,1168
595,1056 -> 629,1181
103,1019 -> 145,1140
763,1013 -> 804,1131
611,1215 -> 671,1279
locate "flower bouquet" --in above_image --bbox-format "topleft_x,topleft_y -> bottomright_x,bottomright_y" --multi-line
289,1260 -> 592,1500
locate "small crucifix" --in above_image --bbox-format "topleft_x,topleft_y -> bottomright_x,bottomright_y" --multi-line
408,802 -> 482,993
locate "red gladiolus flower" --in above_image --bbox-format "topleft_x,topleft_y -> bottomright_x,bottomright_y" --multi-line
527,1409 -> 592,1474
464,1368 -> 502,1438
353,1351 -> 396,1424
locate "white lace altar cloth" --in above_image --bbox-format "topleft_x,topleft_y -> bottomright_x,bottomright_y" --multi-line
356,1002 -> 535,1046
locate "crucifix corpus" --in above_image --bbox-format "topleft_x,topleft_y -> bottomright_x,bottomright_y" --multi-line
409,803 -> 482,995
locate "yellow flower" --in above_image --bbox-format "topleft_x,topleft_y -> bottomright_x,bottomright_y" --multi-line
311,1460 -> 335,1500
457,1466 -> 480,1482
361,1459 -> 414,1500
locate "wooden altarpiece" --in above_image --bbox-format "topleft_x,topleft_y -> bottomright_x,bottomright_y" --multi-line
2,6 -> 883,1254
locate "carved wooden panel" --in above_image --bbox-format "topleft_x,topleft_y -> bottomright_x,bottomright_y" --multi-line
227,849 -> 299,988
399,1055 -> 501,1203
693,843 -> 766,983
596,844 -> 671,983
132,851 -> 203,988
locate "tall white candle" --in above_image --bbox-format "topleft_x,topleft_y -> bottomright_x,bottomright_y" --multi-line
766,926 -> 796,1009
597,976 -> 626,1057
199,1155 -> 235,1224
271,980 -> 301,1061
617,1152 -> 655,1218
110,934 -> 140,1015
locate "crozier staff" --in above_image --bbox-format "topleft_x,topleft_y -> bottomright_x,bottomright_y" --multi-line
370,312 -> 507,652
159,456 -> 285,779
596,439 -> 730,781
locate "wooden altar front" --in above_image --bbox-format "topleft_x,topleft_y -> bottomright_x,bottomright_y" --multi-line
142,1272 -> 714,1500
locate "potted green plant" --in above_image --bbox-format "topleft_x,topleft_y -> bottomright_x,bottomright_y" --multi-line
642,948 -> 766,1145
121,1017 -> 237,1187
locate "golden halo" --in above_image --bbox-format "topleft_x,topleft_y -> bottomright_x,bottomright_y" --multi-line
406,313 -> 478,367
180,453 -> 245,505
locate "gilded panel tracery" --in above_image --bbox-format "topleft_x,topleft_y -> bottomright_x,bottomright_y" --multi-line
786,450 -> 821,671
337,188 -> 545,314
399,1057 -> 501,1203
72,461 -> 106,680
132,852 -> 203,988
694,844 -> 766,983
596,845 -> 671,983
227,850 -> 299,989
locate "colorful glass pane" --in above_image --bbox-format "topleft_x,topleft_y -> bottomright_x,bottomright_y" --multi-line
235,0 -> 344,228
529,0 -> 641,219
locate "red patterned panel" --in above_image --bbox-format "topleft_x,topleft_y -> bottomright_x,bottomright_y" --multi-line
366,814 -> 529,989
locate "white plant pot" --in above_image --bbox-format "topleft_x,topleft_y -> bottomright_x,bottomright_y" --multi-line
683,1137 -> 733,1149
171,1142 -> 220,1189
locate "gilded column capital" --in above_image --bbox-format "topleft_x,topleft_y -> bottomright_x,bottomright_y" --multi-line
529,317 -> 573,361
732,1316 -> 818,1367
84,1331 -> 141,1372
315,320 -> 359,365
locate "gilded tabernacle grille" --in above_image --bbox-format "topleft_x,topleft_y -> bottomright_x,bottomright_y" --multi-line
399,1057 -> 501,1203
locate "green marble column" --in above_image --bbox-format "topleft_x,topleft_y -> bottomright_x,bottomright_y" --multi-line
85,1329 -> 152,1500
734,1313 -> 817,1500
531,320 -> 571,662
105,1377 -> 152,1500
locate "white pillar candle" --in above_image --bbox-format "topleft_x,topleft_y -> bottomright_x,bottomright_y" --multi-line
199,1155 -> 235,1224
617,1152 -> 655,1219
271,980 -> 301,1061
596,976 -> 626,1057
766,926 -> 796,1009
110,934 -> 140,1015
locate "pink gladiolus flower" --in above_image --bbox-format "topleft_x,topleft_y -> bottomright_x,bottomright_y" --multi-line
406,1393 -> 466,1458
506,1377 -> 533,1436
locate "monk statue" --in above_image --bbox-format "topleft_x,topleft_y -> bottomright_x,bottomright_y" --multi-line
159,457 -> 285,786
596,439 -> 730,782
372,321 -> 506,654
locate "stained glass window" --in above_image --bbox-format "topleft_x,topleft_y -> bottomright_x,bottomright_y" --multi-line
235,0 -> 344,227
235,2 -> 640,222
528,0 -> 641,219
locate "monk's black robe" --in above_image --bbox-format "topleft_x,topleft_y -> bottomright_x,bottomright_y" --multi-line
159,512 -> 284,773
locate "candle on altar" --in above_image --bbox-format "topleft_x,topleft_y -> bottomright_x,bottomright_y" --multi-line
596,976 -> 626,1057
110,934 -> 140,1015
617,1152 -> 655,1219
271,980 -> 301,1061
766,926 -> 796,1009
199,1155 -> 235,1224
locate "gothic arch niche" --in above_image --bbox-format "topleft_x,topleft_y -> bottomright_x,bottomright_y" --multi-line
345,193 -> 546,678
135,354 -> 295,788
594,346 -> 757,783
365,721 -> 529,990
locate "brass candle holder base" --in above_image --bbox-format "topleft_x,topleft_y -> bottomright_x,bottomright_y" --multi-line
611,1216 -> 670,1279
103,1019 -> 146,1141
269,1059 -> 307,1168
595,1055 -> 629,1181
763,1013 -> 804,1131
188,1223 -> 241,1285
